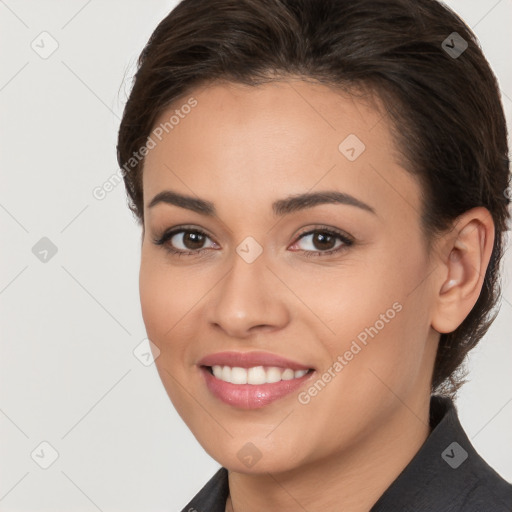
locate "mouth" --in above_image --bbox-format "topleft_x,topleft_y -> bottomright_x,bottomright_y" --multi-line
197,351 -> 316,409
204,364 -> 313,384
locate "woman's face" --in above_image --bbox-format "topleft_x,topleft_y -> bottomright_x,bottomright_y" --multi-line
139,80 -> 440,473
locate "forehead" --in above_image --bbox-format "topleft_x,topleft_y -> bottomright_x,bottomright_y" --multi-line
142,80 -> 421,224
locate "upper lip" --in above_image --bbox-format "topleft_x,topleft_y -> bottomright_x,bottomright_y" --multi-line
198,351 -> 313,371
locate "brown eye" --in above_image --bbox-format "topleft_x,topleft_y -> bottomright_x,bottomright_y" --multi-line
290,227 -> 354,258
311,232 -> 337,251
153,227 -> 218,255
178,231 -> 207,250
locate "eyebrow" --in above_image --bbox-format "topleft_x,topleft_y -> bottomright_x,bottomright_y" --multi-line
148,189 -> 376,217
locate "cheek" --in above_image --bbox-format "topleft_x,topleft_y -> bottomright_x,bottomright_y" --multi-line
138,254 -> 195,412
139,258 -> 167,341
138,252 -> 191,354
308,245 -> 430,385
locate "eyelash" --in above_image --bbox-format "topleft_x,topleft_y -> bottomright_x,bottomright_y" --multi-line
152,225 -> 354,258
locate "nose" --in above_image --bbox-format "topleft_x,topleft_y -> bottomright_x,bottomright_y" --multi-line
206,251 -> 290,339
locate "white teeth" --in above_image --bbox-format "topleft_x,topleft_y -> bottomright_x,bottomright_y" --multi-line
282,368 -> 295,380
221,366 -> 231,382
247,366 -> 267,385
230,367 -> 248,384
210,365 -> 310,384
266,367 -> 282,383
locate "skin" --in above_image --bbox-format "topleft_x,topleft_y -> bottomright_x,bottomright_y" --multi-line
138,79 -> 494,512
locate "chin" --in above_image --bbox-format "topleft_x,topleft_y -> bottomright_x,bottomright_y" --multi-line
198,435 -> 309,475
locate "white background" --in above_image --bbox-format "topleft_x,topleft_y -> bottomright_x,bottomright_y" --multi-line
0,1 -> 511,510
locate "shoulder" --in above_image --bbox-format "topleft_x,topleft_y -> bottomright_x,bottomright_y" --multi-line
434,395 -> 512,510
180,467 -> 229,512
372,395 -> 512,511
453,438 -> 512,511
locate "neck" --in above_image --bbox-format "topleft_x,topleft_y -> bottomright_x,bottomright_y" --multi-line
226,392 -> 431,512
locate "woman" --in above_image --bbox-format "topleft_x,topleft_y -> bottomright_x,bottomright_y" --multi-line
117,0 -> 512,510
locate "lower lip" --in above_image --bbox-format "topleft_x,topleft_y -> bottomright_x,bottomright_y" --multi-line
200,366 -> 314,409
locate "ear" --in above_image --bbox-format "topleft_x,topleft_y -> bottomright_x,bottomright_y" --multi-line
431,207 -> 495,334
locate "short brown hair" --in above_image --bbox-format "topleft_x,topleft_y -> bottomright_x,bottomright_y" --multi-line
117,0 -> 510,397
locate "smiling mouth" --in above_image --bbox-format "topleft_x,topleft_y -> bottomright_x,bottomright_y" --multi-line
203,365 -> 314,385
